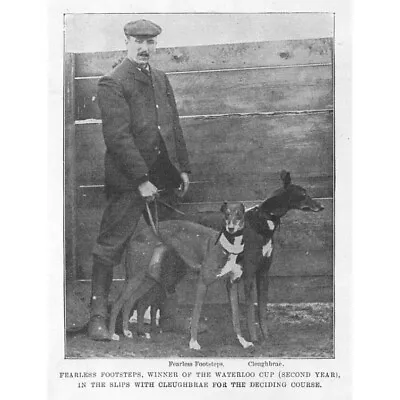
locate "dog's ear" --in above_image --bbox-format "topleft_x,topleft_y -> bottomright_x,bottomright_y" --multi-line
220,201 -> 228,213
280,170 -> 291,188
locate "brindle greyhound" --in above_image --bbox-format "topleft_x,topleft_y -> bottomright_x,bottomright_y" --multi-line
108,202 -> 251,350
108,170 -> 323,350
131,202 -> 246,343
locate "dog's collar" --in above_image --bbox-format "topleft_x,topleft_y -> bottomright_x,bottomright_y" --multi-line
215,226 -> 243,244
222,227 -> 244,239
218,231 -> 244,255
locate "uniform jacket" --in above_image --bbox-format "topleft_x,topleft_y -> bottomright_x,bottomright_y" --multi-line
97,57 -> 191,194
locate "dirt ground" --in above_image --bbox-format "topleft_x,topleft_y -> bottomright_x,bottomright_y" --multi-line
66,302 -> 333,358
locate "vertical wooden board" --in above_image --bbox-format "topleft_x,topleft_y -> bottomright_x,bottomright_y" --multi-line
75,123 -> 106,186
74,38 -> 333,77
75,65 -> 332,120
64,53 -> 76,281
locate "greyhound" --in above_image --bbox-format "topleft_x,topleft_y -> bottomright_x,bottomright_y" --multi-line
108,202 -> 252,350
240,170 -> 324,343
108,170 -> 324,350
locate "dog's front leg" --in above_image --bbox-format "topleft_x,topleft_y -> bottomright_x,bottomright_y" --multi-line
228,282 -> 254,349
256,267 -> 270,342
189,279 -> 208,350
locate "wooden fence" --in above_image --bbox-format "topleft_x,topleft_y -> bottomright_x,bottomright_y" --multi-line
65,38 -> 334,304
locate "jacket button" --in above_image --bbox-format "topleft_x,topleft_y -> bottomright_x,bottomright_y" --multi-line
156,104 -> 159,108
157,125 -> 161,130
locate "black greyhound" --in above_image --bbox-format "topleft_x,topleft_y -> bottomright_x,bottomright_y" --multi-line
239,170 -> 324,343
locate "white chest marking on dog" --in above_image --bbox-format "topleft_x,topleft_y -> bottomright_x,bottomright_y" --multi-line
262,239 -> 273,257
217,254 -> 243,281
229,260 -> 243,282
219,234 -> 244,254
267,220 -> 275,230
217,233 -> 244,279
217,254 -> 237,277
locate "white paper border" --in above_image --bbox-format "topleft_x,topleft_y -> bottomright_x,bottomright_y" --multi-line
49,1 -> 352,399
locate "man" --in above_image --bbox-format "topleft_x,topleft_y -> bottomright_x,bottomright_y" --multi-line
88,19 -> 191,340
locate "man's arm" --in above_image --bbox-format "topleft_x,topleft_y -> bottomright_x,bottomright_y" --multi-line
97,76 -> 149,181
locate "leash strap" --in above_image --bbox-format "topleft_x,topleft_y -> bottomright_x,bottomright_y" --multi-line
214,227 -> 224,245
145,200 -> 160,237
154,197 -> 159,231
145,194 -> 186,237
157,198 -> 186,215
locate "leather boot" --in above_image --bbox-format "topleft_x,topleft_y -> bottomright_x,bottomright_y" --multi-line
159,292 -> 208,333
87,260 -> 113,341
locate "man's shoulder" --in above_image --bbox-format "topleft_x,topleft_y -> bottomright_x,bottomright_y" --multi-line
150,67 -> 167,78
99,58 -> 133,87
108,58 -> 133,79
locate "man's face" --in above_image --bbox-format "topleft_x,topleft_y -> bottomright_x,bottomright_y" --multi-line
126,36 -> 157,65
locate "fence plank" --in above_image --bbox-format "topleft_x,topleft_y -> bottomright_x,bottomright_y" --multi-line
75,65 -> 332,120
64,53 -> 77,281
75,112 -> 334,200
74,38 -> 332,77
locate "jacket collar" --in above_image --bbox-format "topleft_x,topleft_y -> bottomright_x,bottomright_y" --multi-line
124,57 -> 152,84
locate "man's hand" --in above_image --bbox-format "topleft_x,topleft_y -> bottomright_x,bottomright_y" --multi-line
138,180 -> 158,201
177,172 -> 190,198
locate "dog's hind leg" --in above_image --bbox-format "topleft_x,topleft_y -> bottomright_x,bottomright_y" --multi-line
134,298 -> 147,338
122,277 -> 156,339
150,289 -> 163,333
256,267 -> 270,342
109,277 -> 144,340
189,279 -> 208,350
244,275 -> 258,343
227,281 -> 254,349
150,304 -> 159,333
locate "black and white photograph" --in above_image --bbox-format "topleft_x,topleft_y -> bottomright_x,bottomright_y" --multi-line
8,0 -> 400,398
64,12 -> 334,359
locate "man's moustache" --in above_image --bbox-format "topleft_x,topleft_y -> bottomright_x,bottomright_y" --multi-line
138,52 -> 149,57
